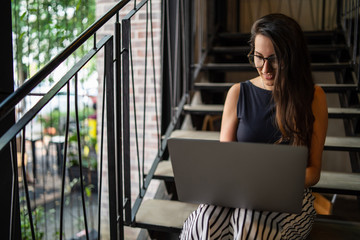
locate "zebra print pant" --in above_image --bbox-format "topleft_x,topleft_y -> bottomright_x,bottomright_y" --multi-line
180,189 -> 316,240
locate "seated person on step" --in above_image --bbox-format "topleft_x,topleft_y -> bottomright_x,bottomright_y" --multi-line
180,13 -> 328,240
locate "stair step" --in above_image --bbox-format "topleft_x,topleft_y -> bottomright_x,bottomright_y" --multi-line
211,45 -> 348,55
194,82 -> 358,93
170,130 -> 360,152
184,104 -> 223,115
312,171 -> 360,195
153,160 -> 174,182
153,161 -> 360,196
308,218 -> 360,240
201,62 -> 352,72
217,31 -> 342,45
135,199 -> 198,232
184,104 -> 360,118
135,199 -> 360,239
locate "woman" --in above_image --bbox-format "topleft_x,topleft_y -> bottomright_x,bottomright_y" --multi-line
180,13 -> 328,240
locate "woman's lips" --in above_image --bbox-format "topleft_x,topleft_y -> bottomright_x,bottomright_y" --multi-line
263,74 -> 274,80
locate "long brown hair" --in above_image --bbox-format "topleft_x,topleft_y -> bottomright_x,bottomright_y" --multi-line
249,13 -> 315,149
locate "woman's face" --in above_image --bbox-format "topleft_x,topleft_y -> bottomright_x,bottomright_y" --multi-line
254,34 -> 278,89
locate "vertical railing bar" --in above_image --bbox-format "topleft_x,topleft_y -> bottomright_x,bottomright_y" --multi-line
347,0 -> 352,47
343,0 -> 347,30
51,106 -> 58,237
356,0 -> 360,90
97,55 -> 107,240
173,0 -> 180,106
142,1 -> 149,189
329,0 -> 336,29
201,0 -> 205,61
9,140 -> 14,240
30,96 -> 36,234
343,0 -> 347,31
74,73 -> 90,240
115,11 -> 124,239
350,0 -> 354,47
180,0 -> 187,94
149,0 -> 161,152
49,102 -> 58,237
165,0 -> 174,119
21,128 -> 36,240
336,0 -> 342,29
9,139 -> 19,240
129,32 -> 142,194
29,98 -> 36,181
39,119 -> 48,240
353,0 -> 359,63
189,0 -> 195,93
197,0 -> 202,64
322,0 -> 326,30
105,36 -> 117,239
122,18 -> 132,226
59,82 -> 70,240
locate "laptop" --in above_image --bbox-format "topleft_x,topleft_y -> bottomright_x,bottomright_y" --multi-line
167,138 -> 308,214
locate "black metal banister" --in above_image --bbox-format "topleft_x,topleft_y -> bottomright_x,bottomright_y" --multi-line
131,93 -> 189,222
0,0 -> 130,121
4,0 -> 166,239
121,16 -> 131,226
0,35 -> 112,152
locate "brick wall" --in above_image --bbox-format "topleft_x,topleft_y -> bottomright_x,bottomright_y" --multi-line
95,0 -> 162,239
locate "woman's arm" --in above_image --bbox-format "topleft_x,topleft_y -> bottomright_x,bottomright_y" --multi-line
305,86 -> 328,188
220,83 -> 240,142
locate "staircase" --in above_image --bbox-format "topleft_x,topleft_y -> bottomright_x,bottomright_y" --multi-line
129,2 -> 360,239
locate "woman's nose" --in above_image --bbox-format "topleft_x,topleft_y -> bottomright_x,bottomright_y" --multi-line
262,59 -> 271,73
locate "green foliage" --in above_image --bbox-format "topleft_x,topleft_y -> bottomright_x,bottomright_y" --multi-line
38,106 -> 95,135
12,0 -> 96,85
21,206 -> 45,240
39,108 -> 66,128
68,129 -> 98,170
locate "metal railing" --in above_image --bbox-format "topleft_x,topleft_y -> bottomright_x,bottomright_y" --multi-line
0,0 -> 176,239
3,0 -> 359,239
340,0 -> 360,88
121,0 -> 194,228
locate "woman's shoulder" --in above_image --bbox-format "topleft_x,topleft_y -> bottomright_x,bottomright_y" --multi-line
312,84 -> 328,115
313,85 -> 326,102
227,82 -> 241,98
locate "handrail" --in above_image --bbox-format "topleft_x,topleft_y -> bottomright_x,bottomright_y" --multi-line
0,35 -> 110,151
0,0 -> 130,121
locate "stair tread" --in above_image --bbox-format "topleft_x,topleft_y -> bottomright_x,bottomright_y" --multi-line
154,161 -> 360,194
170,130 -> 360,151
201,62 -> 352,71
136,199 -> 198,231
184,104 -> 360,118
211,45 -> 348,54
194,82 -> 358,92
154,160 -> 174,178
308,218 -> 360,240
135,199 -> 360,238
312,171 -> 360,194
217,31 -> 342,44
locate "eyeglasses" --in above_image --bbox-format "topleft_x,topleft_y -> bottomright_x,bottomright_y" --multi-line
248,54 -> 278,69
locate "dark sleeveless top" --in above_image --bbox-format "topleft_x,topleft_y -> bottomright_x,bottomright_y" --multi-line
236,80 -> 282,143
